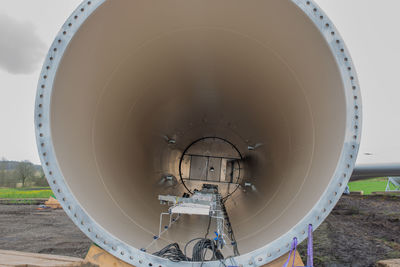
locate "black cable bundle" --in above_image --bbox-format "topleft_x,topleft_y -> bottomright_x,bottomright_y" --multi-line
154,238 -> 225,264
191,238 -> 224,262
152,243 -> 189,262
153,206 -> 230,264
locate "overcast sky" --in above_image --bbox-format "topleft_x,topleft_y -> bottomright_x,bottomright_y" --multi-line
0,0 -> 399,165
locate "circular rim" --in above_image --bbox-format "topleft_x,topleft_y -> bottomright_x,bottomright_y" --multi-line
178,136 -> 243,199
34,0 -> 362,266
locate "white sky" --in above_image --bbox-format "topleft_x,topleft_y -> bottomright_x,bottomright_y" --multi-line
0,0 -> 399,165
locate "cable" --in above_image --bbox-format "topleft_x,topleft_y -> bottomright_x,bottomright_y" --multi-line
199,217 -> 218,266
221,202 -> 240,256
193,238 -> 224,266
205,216 -> 211,238
183,237 -> 203,258
185,217 -> 224,265
155,238 -> 224,264
154,193 -> 237,263
152,243 -> 189,262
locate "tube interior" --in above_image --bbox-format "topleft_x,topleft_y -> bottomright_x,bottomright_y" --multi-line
51,0 -> 346,254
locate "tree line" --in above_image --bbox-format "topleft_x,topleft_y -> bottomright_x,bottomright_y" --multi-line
0,158 -> 48,188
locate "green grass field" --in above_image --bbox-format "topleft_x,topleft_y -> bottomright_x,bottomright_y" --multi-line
348,177 -> 397,195
0,188 -> 54,199
0,179 -> 396,199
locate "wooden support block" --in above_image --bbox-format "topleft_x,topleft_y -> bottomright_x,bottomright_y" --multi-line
263,251 -> 304,267
44,196 -> 62,209
85,245 -> 132,267
85,244 -> 304,267
0,249 -> 96,267
376,259 -> 400,267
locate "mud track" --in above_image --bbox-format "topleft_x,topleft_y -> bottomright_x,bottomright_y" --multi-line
0,195 -> 399,266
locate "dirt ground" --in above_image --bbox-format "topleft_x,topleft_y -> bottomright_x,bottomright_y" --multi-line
0,195 -> 399,266
0,205 -> 91,258
298,195 -> 400,267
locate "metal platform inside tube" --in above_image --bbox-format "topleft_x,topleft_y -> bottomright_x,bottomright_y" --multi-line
158,184 -> 239,255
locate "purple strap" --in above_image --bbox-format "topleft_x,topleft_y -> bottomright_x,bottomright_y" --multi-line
283,237 -> 297,267
283,225 -> 313,267
307,224 -> 314,267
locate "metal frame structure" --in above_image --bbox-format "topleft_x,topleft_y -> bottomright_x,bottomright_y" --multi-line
34,0 -> 361,266
385,177 -> 400,192
158,185 -> 239,256
159,190 -> 226,249
351,164 -> 400,181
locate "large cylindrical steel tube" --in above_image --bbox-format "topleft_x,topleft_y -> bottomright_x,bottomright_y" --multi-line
35,0 -> 361,266
351,164 -> 400,181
